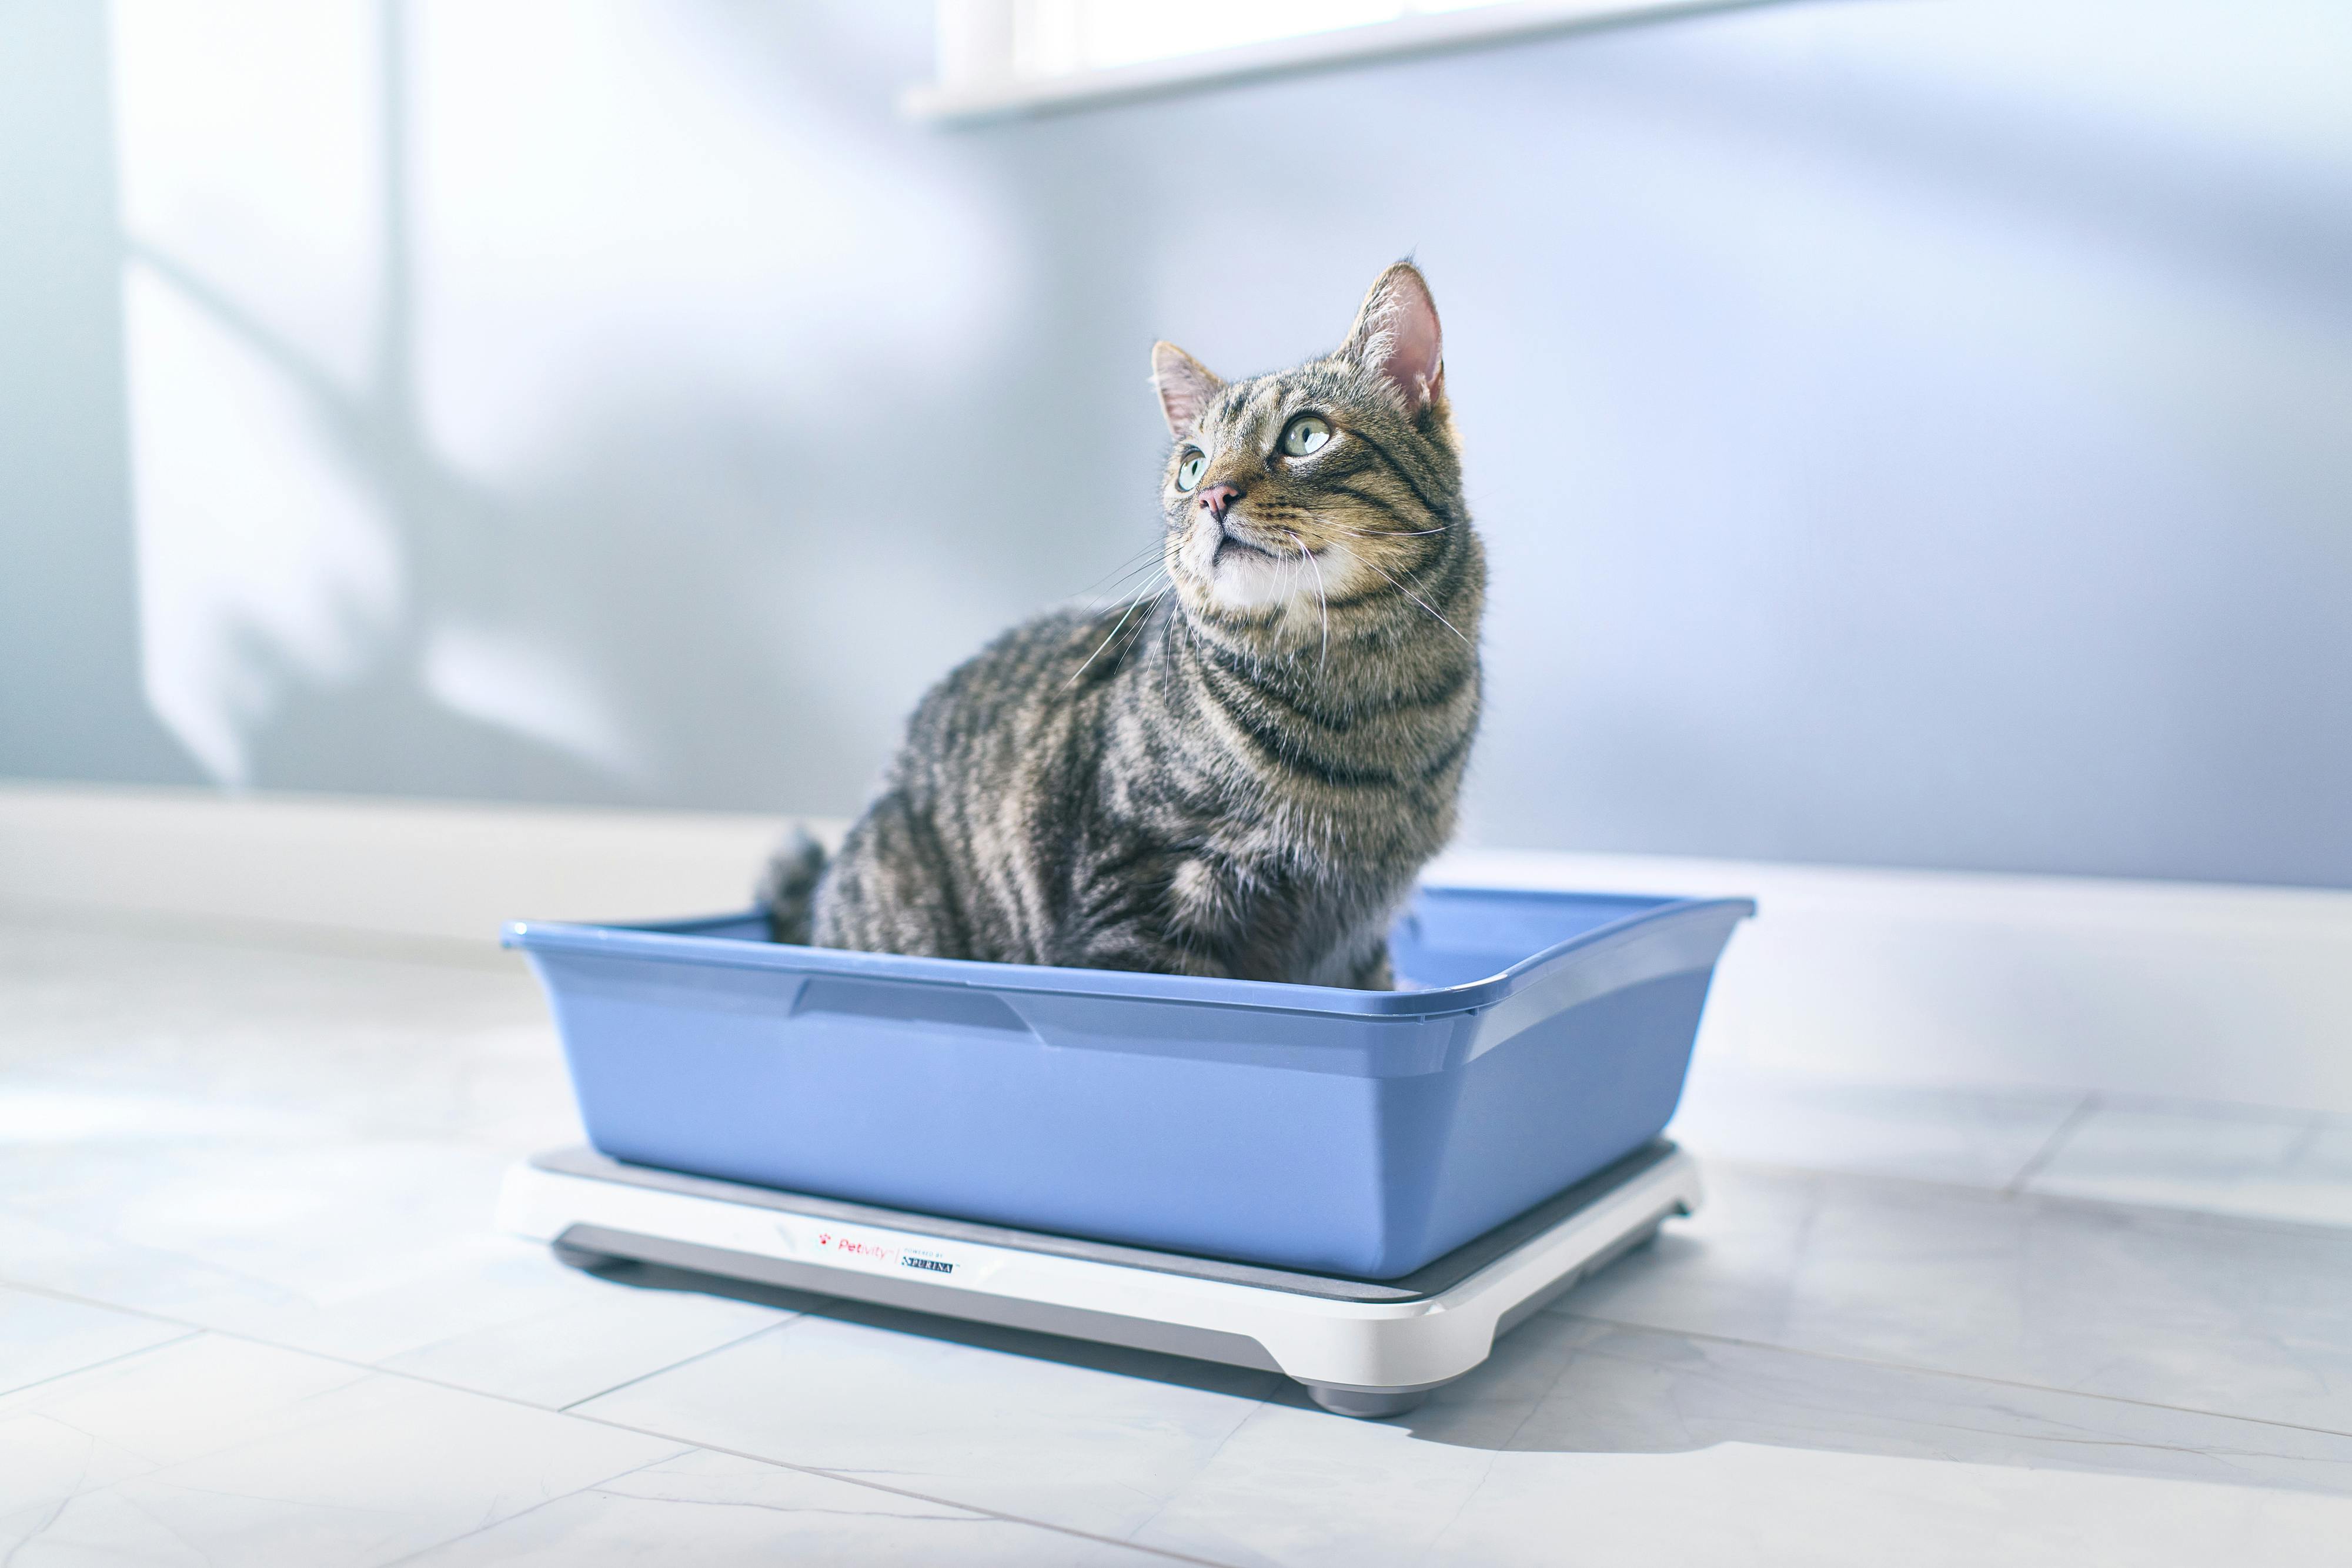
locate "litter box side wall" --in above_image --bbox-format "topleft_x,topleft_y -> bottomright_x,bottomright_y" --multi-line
1389,969 -> 1718,1275
1350,904 -> 1750,1276
519,945 -> 1491,1273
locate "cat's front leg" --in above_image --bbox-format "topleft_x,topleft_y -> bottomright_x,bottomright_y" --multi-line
1061,929 -> 1242,981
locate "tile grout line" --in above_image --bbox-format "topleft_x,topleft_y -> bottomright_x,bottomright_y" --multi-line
15,1263 -> 2352,1520
549,1423 -> 1249,1568
1684,1147 -> 2352,1238
556,1315 -> 808,1413
369,1448 -> 704,1568
16,1247 -> 2352,1453
1555,1308 -> 2352,1445
2278,1112 -> 2330,1167
2003,1091 -> 2102,1196
0,1273 -> 1252,1568
1113,1393 -> 1304,1549
0,1326 -> 205,1403
2088,1088 -> 2352,1125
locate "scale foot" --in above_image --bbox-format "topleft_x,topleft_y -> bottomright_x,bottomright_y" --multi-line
1301,1381 -> 1443,1419
550,1238 -> 612,1271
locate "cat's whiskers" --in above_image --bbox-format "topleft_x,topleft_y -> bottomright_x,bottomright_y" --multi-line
1285,529 -> 1331,684
1314,522 -> 1448,540
1081,543 -> 1178,610
1065,573 -> 1171,688
1081,528 -> 1168,580
1355,557 -> 1474,648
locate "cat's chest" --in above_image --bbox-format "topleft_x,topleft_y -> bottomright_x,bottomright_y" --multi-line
1194,763 -> 1447,873
1164,831 -> 1395,935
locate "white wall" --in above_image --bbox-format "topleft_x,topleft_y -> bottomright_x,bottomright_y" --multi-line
4,0 -> 2350,887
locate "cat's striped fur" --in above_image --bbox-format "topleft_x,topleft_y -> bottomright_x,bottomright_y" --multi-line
766,263 -> 1482,988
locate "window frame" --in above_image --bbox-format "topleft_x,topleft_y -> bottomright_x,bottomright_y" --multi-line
907,0 -> 1781,125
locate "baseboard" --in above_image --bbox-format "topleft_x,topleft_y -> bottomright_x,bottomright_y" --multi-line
0,780 -> 828,943
5,781 -> 2347,1114
1431,847 -> 2352,1115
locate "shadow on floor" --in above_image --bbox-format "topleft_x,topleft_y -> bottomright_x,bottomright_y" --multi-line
572,1241 -> 2352,1498
576,1251 -> 1281,1403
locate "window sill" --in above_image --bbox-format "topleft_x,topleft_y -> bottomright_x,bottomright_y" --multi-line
902,0 -> 1781,126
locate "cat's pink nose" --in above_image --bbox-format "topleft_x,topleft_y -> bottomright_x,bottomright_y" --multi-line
1197,483 -> 1241,521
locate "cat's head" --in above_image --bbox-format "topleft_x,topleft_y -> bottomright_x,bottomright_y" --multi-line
1151,262 -> 1466,643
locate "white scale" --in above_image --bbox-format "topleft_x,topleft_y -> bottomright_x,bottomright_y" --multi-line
499,1141 -> 1700,1417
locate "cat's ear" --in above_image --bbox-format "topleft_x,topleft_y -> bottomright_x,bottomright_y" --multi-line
1152,341 -> 1223,437
1341,262 -> 1444,412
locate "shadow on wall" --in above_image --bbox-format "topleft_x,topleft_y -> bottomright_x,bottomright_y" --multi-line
78,0 -> 2352,882
0,1 -> 192,784
110,0 -> 1164,810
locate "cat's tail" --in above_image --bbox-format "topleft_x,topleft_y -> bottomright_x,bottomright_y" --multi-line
759,826 -> 830,945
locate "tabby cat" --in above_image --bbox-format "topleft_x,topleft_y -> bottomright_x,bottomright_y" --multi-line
764,262 -> 1483,989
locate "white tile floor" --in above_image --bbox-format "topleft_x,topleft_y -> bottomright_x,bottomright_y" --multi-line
5,913 -> 2352,1565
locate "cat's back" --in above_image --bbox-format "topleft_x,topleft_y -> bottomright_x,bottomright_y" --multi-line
890,600 -> 1143,793
810,600 -> 1147,962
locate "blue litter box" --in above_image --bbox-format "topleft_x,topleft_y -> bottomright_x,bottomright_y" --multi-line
505,885 -> 1752,1279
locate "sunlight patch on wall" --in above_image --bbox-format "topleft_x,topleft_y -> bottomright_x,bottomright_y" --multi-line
120,262 -> 403,785
112,0 -> 385,392
420,626 -> 647,787
111,0 -> 399,785
109,0 -> 1021,801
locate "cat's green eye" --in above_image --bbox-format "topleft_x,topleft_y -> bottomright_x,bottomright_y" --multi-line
1175,450 -> 1210,491
1281,415 -> 1332,458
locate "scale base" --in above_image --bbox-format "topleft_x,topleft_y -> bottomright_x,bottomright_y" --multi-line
501,1142 -> 1700,1417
